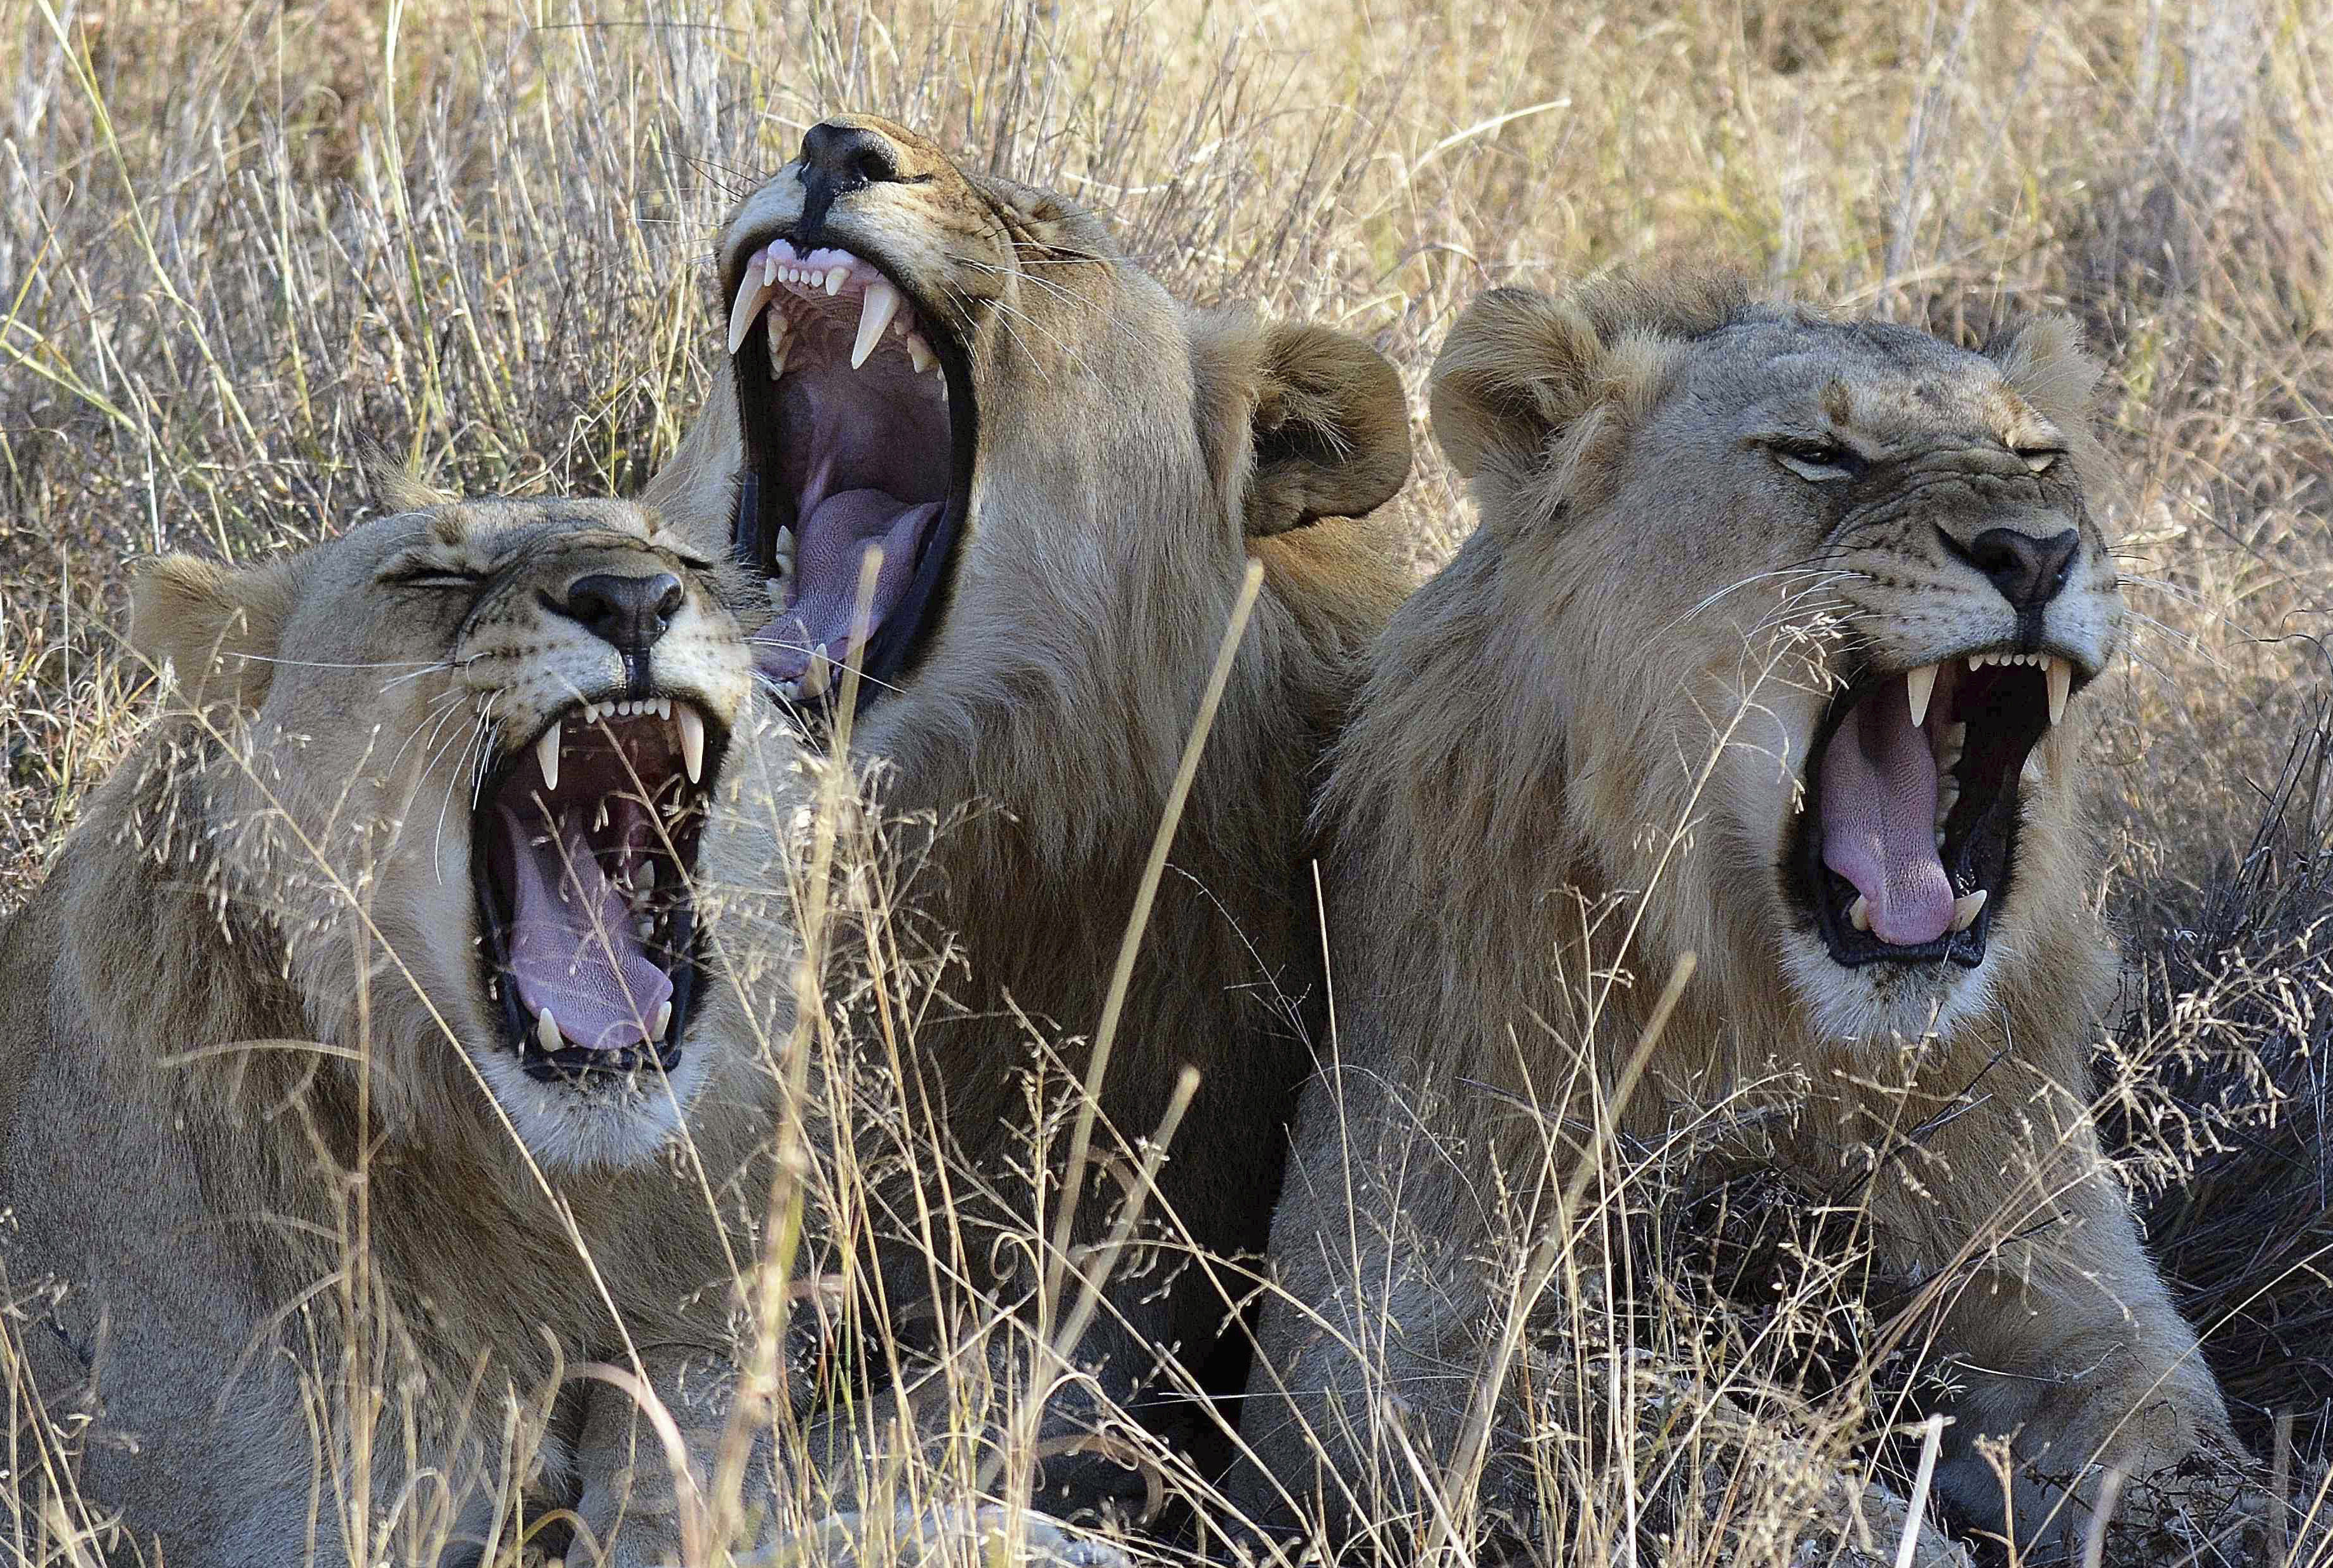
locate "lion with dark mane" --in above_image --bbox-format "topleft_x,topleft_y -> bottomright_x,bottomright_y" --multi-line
1234,279 -> 2259,1558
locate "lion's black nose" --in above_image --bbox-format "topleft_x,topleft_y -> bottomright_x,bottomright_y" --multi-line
797,121 -> 903,232
557,572 -> 685,658
1954,527 -> 2080,612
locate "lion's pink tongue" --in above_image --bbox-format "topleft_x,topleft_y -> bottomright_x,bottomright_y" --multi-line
1820,679 -> 1952,946
501,804 -> 670,1051
757,487 -> 933,681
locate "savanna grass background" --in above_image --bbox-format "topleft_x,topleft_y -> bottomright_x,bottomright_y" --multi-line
3,0 -> 2332,1563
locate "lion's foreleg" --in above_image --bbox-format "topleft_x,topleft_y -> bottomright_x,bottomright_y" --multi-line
1860,1081 -> 2255,1555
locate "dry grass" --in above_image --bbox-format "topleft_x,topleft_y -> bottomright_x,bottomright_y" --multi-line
4,0 -> 2332,1563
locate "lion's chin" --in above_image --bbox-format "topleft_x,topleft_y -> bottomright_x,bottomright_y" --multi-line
1780,928 -> 2002,1046
467,1039 -> 712,1172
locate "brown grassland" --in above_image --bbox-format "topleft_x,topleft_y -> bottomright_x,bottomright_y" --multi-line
3,0 -> 2331,1564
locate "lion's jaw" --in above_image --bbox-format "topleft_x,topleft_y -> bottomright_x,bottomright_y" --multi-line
177,501 -> 755,1172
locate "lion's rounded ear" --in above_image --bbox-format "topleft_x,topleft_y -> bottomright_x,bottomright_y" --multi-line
1236,323 -> 1412,537
1428,287 -> 1613,485
131,554 -> 301,715
1431,278 -> 1745,494
1983,313 -> 2103,433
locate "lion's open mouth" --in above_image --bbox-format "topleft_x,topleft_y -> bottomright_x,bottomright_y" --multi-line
722,236 -> 973,712
1791,651 -> 2086,969
475,697 -> 729,1081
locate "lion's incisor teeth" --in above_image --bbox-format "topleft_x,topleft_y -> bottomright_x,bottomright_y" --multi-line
536,722 -> 561,792
1905,663 -> 1938,729
852,278 -> 902,369
2044,655 -> 2070,726
536,1005 -> 562,1053
1950,889 -> 1987,932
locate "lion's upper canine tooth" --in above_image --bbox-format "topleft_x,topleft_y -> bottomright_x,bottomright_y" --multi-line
1950,889 -> 1987,932
2044,655 -> 2070,726
675,704 -> 705,785
652,999 -> 673,1041
727,270 -> 778,357
1848,893 -> 1871,932
852,278 -> 902,369
536,1005 -> 562,1053
1904,663 -> 1938,729
536,722 -> 562,791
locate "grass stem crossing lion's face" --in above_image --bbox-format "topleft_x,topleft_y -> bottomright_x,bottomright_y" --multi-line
1432,282 -> 2123,1043
133,498 -> 755,1168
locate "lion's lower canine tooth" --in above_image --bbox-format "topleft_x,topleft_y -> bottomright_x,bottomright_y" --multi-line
536,1006 -> 562,1052
676,705 -> 705,784
1951,889 -> 1987,931
2045,656 -> 2070,726
1905,663 -> 1938,729
852,278 -> 902,368
536,722 -> 561,791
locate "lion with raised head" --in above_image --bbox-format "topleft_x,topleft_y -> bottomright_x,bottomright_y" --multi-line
0,497 -> 772,1565
644,115 -> 1412,1513
1234,280 -> 2257,1556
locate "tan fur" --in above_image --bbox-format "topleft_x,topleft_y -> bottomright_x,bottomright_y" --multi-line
0,499 -> 770,1565
1236,280 -> 2252,1552
645,117 -> 1412,1504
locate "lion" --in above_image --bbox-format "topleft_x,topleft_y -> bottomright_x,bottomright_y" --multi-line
1231,280 -> 2259,1557
0,497 -> 774,1566
642,115 -> 1413,1516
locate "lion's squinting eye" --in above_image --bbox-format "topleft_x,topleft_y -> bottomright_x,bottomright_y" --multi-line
2017,447 -> 2064,475
1768,438 -> 1866,483
381,564 -> 488,592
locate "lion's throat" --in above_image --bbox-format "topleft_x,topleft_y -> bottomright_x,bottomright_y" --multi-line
501,802 -> 673,1050
1819,679 -> 1953,947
